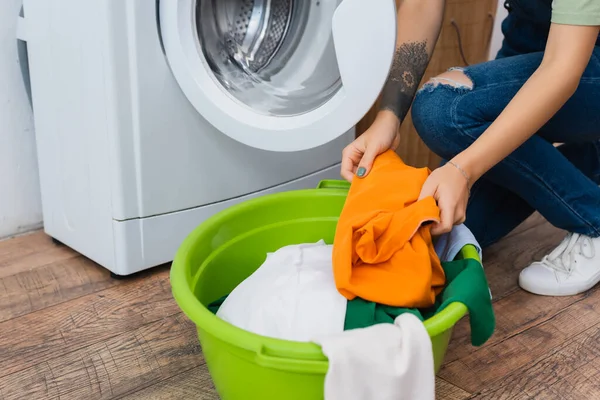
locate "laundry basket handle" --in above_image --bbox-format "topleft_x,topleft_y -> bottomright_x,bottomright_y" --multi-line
255,345 -> 329,374
316,180 -> 351,191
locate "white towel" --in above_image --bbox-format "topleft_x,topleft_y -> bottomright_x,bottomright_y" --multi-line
313,313 -> 435,400
216,240 -> 347,341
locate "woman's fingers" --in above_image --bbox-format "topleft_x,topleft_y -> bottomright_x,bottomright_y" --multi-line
340,163 -> 355,182
356,145 -> 379,178
420,176 -> 449,235
341,139 -> 372,181
455,207 -> 466,225
431,187 -> 468,235
418,177 -> 437,201
431,200 -> 454,236
341,145 -> 360,182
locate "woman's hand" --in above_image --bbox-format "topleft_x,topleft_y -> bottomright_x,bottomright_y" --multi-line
418,162 -> 470,235
341,112 -> 401,182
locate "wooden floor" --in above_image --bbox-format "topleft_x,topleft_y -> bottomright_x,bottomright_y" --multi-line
0,214 -> 595,399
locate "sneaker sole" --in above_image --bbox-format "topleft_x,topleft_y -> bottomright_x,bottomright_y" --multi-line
519,273 -> 600,296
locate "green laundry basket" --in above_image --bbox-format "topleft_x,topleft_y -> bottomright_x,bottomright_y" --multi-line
170,180 -> 476,400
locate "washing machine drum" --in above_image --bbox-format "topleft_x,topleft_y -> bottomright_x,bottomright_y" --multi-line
160,0 -> 397,152
198,0 -> 341,117
202,0 -> 298,75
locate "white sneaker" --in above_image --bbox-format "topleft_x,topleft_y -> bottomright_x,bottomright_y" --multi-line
519,233 -> 600,296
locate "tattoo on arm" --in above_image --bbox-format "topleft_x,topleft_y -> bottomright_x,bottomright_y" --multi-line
379,40 -> 430,122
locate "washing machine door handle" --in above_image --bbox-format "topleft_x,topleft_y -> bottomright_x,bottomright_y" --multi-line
332,0 -> 397,106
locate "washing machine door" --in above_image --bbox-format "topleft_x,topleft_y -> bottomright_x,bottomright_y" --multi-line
159,0 -> 396,152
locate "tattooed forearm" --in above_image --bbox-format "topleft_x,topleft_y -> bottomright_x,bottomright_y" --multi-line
380,40 -> 430,122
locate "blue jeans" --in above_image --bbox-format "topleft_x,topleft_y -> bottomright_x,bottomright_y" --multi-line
411,2 -> 600,248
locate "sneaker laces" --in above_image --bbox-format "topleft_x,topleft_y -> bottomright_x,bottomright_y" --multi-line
541,233 -> 595,276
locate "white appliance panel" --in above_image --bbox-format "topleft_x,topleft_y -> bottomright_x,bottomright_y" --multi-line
110,0 -> 354,220
18,0 -> 390,275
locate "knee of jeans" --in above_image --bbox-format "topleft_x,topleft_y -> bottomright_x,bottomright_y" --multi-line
426,69 -> 474,91
412,69 -> 474,156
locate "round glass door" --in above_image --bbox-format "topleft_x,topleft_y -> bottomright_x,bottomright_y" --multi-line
196,0 -> 343,116
159,0 -> 396,152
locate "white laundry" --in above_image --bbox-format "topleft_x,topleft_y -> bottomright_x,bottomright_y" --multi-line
216,240 -> 347,342
313,313 -> 435,400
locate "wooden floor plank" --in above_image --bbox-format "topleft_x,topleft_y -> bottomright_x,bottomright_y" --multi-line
0,313 -> 203,400
470,392 -> 533,400
0,266 -> 175,379
444,286 -> 586,364
0,231 -> 78,279
119,366 -> 219,400
502,212 -> 547,240
0,231 -> 51,259
0,255 -> 122,323
436,378 -> 472,399
480,218 -> 564,301
472,322 -> 600,399
440,287 -> 600,393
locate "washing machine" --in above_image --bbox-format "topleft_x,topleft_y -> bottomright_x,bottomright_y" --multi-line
17,0 -> 396,276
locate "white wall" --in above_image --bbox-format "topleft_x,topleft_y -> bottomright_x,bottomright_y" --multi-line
489,1 -> 509,60
0,0 -> 43,239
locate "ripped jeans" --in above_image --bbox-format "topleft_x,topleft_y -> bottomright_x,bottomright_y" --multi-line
411,22 -> 600,248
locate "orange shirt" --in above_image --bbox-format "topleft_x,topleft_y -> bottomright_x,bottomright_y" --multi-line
332,150 -> 446,308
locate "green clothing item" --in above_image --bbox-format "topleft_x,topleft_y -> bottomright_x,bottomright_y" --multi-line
344,259 -> 495,347
208,295 -> 227,314
207,259 -> 495,346
552,0 -> 600,26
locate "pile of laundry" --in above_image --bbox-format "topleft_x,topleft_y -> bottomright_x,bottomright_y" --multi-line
208,150 -> 495,400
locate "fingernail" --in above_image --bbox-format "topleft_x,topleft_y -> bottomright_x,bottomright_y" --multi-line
357,167 -> 366,178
